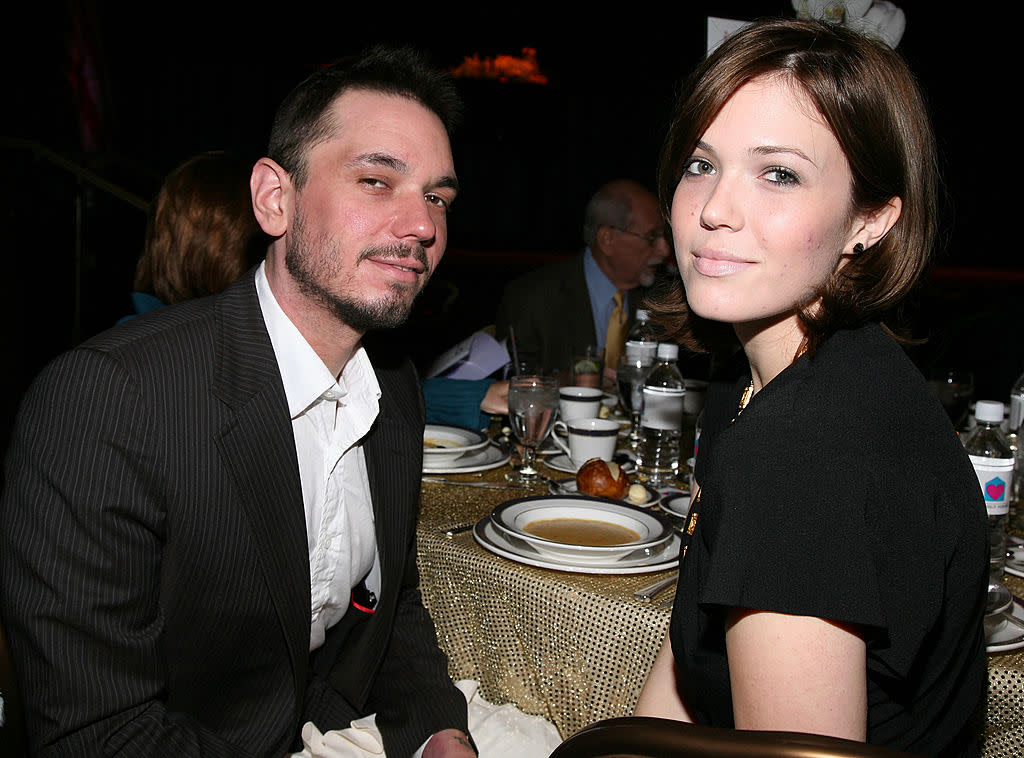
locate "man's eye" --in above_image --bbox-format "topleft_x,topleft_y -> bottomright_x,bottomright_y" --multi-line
359,178 -> 388,190
683,158 -> 715,176
426,193 -> 450,210
763,167 -> 799,186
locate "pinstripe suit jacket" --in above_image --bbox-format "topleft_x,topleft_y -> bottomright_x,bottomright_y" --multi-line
0,270 -> 467,757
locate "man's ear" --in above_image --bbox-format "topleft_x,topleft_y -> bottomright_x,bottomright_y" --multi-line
850,195 -> 902,253
250,158 -> 292,238
595,224 -> 616,252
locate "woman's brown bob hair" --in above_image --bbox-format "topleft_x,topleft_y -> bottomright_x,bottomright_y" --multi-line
134,151 -> 267,305
654,18 -> 939,355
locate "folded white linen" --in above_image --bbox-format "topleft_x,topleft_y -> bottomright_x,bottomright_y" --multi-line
290,680 -> 563,758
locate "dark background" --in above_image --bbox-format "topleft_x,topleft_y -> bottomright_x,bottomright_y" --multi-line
1,1 -> 1015,453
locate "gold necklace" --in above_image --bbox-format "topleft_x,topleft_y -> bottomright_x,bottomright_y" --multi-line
733,342 -> 807,423
733,381 -> 754,422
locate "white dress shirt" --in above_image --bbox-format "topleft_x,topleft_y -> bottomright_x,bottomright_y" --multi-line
255,263 -> 381,651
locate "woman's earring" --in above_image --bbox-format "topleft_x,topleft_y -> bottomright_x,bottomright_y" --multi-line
853,242 -> 865,254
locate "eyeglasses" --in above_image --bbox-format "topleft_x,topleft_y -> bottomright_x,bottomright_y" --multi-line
612,226 -> 669,246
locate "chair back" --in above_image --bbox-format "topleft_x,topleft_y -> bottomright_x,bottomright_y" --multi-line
549,717 -> 924,758
0,618 -> 29,758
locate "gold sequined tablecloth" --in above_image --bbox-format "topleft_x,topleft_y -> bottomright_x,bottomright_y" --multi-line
415,458 -> 1024,755
416,462 -> 676,740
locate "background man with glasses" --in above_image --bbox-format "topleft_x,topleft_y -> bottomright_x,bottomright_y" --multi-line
496,179 -> 670,381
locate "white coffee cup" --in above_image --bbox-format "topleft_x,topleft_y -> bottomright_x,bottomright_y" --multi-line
552,417 -> 620,468
558,385 -> 603,422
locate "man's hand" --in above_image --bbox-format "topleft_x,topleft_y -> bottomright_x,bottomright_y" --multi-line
480,380 -> 509,416
422,728 -> 477,758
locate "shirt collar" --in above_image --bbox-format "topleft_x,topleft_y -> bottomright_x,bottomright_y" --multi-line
255,262 -> 381,419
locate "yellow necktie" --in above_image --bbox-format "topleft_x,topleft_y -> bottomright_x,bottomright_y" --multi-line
604,290 -> 628,370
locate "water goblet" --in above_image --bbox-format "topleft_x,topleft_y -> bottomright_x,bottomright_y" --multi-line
617,351 -> 654,447
506,375 -> 559,484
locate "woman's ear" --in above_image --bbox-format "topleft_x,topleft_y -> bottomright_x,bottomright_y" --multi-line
850,196 -> 902,253
250,158 -> 292,238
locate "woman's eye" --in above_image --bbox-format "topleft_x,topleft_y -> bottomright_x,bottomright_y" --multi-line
763,167 -> 799,185
684,158 -> 715,176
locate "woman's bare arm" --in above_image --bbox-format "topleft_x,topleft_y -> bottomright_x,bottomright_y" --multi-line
726,609 -> 867,740
634,632 -> 695,722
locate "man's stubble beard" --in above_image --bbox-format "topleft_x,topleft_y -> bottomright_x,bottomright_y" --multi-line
285,209 -> 433,333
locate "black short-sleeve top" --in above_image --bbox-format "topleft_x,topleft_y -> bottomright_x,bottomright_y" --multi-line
669,323 -> 988,757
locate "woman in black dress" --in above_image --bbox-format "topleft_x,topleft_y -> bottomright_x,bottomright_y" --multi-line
634,18 -> 987,757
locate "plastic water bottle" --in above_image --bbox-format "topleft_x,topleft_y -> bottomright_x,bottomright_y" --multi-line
624,309 -> 659,364
1009,369 -> 1024,434
636,343 -> 685,485
963,400 -> 1015,582
1008,369 -> 1024,525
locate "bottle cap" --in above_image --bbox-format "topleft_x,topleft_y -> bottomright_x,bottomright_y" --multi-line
657,343 -> 678,360
975,400 -> 1005,423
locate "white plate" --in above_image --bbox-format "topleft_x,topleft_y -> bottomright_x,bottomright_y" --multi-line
544,453 -> 636,475
601,392 -> 618,408
1005,536 -> 1024,578
473,517 -> 680,574
660,493 -> 691,518
548,478 -> 661,508
422,443 -> 510,474
1005,561 -> 1024,580
423,424 -> 490,465
987,598 -> 1024,653
490,495 -> 673,562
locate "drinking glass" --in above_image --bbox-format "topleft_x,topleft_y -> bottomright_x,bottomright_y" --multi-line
929,369 -> 974,431
506,375 -> 559,483
571,346 -> 603,389
617,353 -> 653,446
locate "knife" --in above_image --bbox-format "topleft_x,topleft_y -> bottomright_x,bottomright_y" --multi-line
422,477 -> 532,490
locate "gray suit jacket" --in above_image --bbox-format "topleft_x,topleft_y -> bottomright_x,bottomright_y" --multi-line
495,253 -> 640,375
0,270 -> 466,757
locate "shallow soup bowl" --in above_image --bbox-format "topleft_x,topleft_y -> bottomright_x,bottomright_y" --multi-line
422,424 -> 490,466
490,495 -> 673,563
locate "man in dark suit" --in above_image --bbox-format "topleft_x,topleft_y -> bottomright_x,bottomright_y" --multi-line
494,179 -> 670,380
0,47 -> 475,758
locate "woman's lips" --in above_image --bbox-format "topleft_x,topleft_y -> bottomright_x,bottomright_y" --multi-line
691,250 -> 754,277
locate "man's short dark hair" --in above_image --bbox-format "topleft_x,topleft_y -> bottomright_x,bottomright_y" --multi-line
267,44 -> 462,188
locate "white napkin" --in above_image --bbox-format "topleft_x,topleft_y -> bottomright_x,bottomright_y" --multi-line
291,680 -> 563,758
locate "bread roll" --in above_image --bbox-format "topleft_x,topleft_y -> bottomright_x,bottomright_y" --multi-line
576,458 -> 629,500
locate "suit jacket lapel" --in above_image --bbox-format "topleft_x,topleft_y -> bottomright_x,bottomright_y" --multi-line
211,271 -> 310,696
336,357 -> 423,706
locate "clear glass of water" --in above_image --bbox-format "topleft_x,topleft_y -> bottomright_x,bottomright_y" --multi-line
506,375 -> 559,483
617,353 -> 653,447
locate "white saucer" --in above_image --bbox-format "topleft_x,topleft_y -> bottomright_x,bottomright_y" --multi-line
987,598 -> 1024,653
472,517 -> 680,575
422,443 -> 510,474
660,492 -> 691,519
544,453 -> 636,475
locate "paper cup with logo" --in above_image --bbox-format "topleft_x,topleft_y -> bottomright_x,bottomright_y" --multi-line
558,386 -> 603,422
552,417 -> 620,468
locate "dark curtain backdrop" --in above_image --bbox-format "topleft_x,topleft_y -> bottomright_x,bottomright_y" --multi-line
0,1 -> 1011,456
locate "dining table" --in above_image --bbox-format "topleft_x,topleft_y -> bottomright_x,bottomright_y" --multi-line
414,433 -> 1024,758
